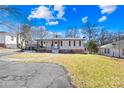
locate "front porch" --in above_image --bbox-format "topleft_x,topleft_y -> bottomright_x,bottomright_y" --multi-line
36,40 -> 61,53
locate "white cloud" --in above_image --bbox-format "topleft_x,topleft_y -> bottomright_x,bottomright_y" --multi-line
28,6 -> 53,20
28,5 -> 66,25
82,16 -> 88,23
99,5 -> 117,14
98,16 -> 107,22
73,8 -> 77,12
54,5 -> 65,19
46,21 -> 59,25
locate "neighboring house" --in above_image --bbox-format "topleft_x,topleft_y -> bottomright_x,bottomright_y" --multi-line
35,38 -> 86,53
99,40 -> 124,58
0,31 -> 17,48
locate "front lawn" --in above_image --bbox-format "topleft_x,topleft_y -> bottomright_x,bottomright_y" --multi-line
9,52 -> 49,58
8,53 -> 124,88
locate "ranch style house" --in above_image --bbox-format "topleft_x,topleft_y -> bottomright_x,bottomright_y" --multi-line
35,38 -> 86,53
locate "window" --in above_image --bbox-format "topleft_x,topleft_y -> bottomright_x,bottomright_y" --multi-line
122,49 -> 124,55
108,49 -> 110,54
11,36 -> 14,41
69,41 -> 71,46
60,40 -> 62,46
41,41 -> 43,46
79,40 -> 81,46
51,41 -> 53,46
74,41 -> 75,46
104,48 -> 106,54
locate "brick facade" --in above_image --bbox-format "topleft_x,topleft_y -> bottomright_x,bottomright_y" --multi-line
36,49 -> 51,53
36,49 -> 84,53
0,43 -> 6,48
59,49 -> 84,53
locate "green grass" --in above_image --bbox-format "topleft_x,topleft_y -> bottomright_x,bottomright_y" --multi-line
8,53 -> 124,88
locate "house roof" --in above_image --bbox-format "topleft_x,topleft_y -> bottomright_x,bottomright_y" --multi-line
0,31 -> 6,33
36,38 -> 84,41
0,31 -> 16,37
100,39 -> 124,48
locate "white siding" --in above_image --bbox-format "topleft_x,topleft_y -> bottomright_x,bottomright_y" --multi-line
100,48 -> 124,58
37,39 -> 85,50
5,35 -> 17,48
0,33 -> 5,43
0,33 -> 17,48
5,35 -> 16,44
120,49 -> 124,58
59,40 -> 84,49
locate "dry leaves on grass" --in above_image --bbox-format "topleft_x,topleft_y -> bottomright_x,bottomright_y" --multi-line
8,53 -> 124,88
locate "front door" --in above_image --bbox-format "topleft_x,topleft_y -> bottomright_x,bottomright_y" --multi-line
52,41 -> 59,53
54,42 -> 58,48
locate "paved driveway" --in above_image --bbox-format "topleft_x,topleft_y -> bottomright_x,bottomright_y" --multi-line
0,49 -> 20,57
0,50 -> 73,88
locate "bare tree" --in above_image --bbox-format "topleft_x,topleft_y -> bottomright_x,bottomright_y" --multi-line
31,26 -> 49,40
97,30 -> 124,45
65,27 -> 80,38
82,22 -> 99,41
52,32 -> 63,38
38,27 -> 47,38
98,29 -> 110,45
0,5 -> 20,15
0,6 -> 21,27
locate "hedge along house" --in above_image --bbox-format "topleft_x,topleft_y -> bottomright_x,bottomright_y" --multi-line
35,38 -> 86,53
0,31 -> 17,48
99,40 -> 124,58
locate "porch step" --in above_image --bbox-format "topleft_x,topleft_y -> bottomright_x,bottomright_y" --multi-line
52,49 -> 59,53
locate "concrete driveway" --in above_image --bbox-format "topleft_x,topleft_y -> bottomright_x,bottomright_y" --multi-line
0,50 -> 73,88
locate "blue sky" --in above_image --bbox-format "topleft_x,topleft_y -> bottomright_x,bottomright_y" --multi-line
0,5 -> 124,33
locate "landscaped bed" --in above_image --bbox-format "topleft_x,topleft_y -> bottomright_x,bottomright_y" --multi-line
8,53 -> 124,88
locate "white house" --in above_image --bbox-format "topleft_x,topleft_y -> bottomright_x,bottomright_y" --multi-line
0,31 -> 17,48
35,38 -> 86,53
99,40 -> 124,58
